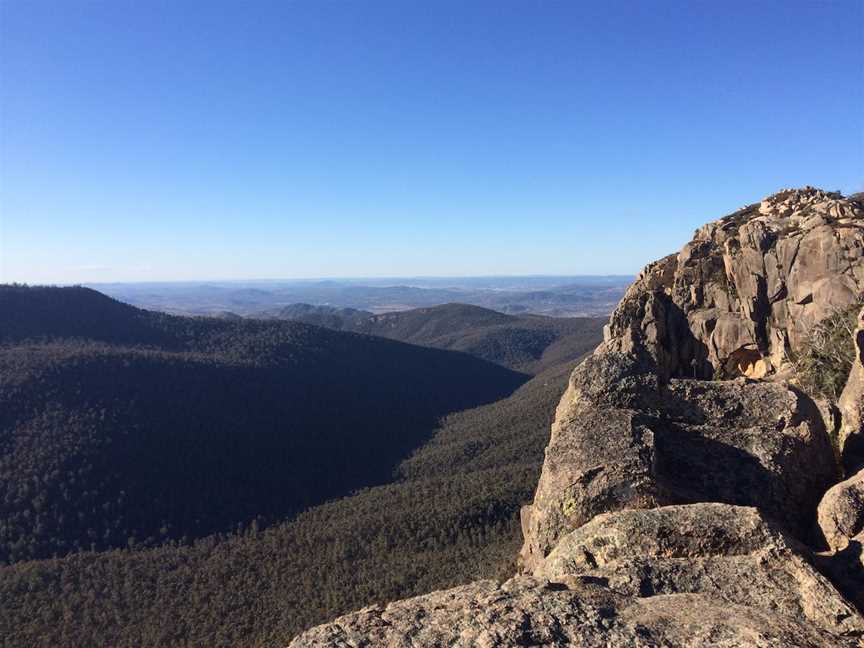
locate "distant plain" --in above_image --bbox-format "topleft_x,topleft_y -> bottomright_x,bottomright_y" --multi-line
87,275 -> 632,318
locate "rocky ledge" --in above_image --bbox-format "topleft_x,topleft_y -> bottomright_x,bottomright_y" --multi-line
290,188 -> 864,647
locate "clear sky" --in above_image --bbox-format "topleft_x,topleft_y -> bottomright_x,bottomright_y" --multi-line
1,0 -> 862,284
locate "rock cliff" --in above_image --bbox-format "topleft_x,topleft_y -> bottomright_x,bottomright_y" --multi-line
602,187 -> 863,383
290,188 -> 864,647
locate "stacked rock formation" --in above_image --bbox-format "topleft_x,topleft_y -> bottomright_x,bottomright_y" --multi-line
290,189 -> 864,648
603,187 -> 863,378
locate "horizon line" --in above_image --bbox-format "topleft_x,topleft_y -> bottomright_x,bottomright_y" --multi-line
24,273 -> 637,287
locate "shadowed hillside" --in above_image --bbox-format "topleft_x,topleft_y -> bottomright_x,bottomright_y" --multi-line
0,358 -> 584,648
0,285 -> 526,563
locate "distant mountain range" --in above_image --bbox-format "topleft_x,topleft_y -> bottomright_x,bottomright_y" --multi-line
86,275 -> 632,318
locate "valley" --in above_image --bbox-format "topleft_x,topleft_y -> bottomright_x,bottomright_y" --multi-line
0,284 -> 605,646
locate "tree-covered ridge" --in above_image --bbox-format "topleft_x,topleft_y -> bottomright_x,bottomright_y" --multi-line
269,301 -> 605,373
0,285 -> 526,563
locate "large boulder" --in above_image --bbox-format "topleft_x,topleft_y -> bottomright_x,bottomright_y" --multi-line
535,503 -> 864,639
839,307 -> 864,468
602,188 -> 864,381
819,468 -> 864,552
518,351 -> 838,572
817,469 -> 864,613
289,574 -> 861,647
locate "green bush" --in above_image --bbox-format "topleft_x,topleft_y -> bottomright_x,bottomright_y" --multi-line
793,304 -> 861,402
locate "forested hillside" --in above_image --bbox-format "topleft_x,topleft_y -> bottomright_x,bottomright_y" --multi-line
0,360 -> 582,647
267,302 -> 604,373
0,285 -> 525,563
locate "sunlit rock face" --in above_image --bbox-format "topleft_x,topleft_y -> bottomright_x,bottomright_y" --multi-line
517,349 -> 838,574
536,503 -> 864,640
601,187 -> 864,381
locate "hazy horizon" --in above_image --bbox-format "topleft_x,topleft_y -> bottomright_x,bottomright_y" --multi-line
82,273 -> 634,286
70,274 -> 632,318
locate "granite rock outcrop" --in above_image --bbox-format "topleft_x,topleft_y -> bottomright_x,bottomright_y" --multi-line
290,189 -> 864,647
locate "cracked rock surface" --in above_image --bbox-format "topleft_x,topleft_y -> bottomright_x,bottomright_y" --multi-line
518,351 -> 838,571
289,575 -> 862,648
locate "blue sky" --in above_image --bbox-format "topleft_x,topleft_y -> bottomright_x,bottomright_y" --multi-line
1,0 -> 862,283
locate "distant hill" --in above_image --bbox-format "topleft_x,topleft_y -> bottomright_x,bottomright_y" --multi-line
0,285 -> 525,563
265,302 -> 605,373
267,303 -> 374,330
211,310 -> 243,320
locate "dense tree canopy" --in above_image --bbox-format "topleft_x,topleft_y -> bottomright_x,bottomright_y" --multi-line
1,362 -> 582,647
0,284 -> 604,646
